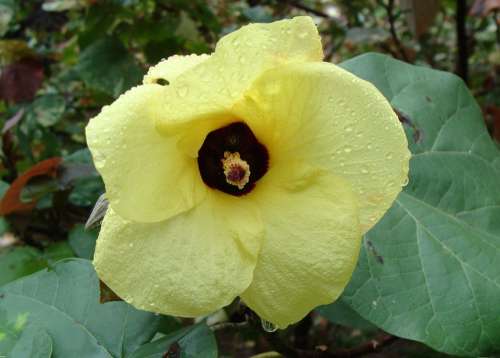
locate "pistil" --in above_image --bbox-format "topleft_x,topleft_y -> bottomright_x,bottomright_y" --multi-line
221,151 -> 251,189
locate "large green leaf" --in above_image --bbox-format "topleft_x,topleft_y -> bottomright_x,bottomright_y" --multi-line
76,37 -> 143,97
316,300 -> 375,330
339,53 -> 500,356
0,259 -> 159,357
68,224 -> 97,259
130,323 -> 217,358
0,310 -> 52,358
0,243 -> 73,286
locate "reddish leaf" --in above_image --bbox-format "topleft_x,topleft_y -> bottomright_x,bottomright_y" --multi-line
0,60 -> 44,103
469,0 -> 500,17
0,157 -> 62,215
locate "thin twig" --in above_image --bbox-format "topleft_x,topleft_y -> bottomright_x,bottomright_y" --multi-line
379,0 -> 409,62
265,330 -> 397,358
329,333 -> 397,357
209,321 -> 248,332
456,0 -> 469,83
285,0 -> 331,19
495,11 -> 500,46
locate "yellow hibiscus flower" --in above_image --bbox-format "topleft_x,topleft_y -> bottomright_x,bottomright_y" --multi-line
85,16 -> 410,328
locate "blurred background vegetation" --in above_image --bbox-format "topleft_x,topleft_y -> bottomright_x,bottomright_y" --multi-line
0,0 -> 499,357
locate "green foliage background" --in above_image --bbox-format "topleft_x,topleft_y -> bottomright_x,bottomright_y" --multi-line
0,1 -> 499,357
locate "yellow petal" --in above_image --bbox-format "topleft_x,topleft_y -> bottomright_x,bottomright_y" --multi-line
143,54 -> 210,85
156,16 -> 323,137
241,168 -> 361,328
234,62 -> 410,233
94,192 -> 263,317
86,84 -> 206,223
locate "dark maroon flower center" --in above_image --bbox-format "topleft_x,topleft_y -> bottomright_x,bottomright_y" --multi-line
197,122 -> 269,196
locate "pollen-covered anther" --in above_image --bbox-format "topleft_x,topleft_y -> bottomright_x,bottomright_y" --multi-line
221,151 -> 251,190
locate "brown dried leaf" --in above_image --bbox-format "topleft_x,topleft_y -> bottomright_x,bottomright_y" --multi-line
0,157 -> 62,215
0,60 -> 44,103
99,280 -> 122,303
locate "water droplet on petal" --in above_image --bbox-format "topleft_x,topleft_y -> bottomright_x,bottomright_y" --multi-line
344,147 -> 352,153
345,126 -> 353,133
402,177 -> 409,186
386,153 -> 393,159
261,319 -> 278,333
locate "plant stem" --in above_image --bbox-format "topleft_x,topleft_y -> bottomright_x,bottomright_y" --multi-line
456,0 -> 469,83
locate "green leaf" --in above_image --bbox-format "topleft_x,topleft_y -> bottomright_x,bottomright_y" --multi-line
345,27 -> 390,44
0,243 -> 72,287
0,0 -> 15,37
241,6 -> 273,23
0,247 -> 46,287
340,53 -> 500,356
31,94 -> 66,127
42,241 -> 74,264
130,323 -> 217,358
42,0 -> 87,12
0,180 -> 10,234
0,310 -> 52,358
68,224 -> 97,259
63,148 -> 94,164
63,149 -> 105,207
0,259 -> 159,357
316,300 -> 375,330
76,37 -> 143,97
68,176 -> 105,207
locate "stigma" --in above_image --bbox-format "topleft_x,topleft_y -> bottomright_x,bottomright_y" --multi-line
221,152 -> 251,190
